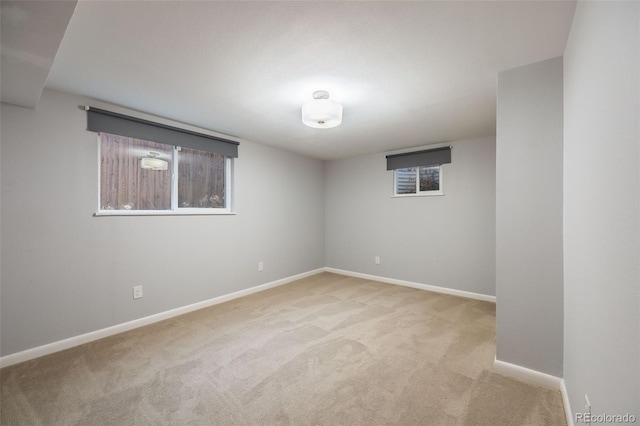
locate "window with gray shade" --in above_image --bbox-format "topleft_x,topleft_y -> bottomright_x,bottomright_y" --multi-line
87,107 -> 239,157
388,147 -> 449,197
88,107 -> 237,215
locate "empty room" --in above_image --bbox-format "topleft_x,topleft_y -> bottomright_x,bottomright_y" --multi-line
1,1 -> 638,425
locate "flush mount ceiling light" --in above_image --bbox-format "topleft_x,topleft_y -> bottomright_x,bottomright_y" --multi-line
140,151 -> 168,171
301,90 -> 343,129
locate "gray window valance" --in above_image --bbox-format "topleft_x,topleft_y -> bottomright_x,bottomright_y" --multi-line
386,146 -> 451,170
86,106 -> 239,158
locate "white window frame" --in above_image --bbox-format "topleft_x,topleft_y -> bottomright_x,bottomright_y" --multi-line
95,136 -> 235,216
392,164 -> 444,197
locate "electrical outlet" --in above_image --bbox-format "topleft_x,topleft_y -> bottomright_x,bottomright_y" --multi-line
375,256 -> 381,265
133,285 -> 143,299
258,262 -> 264,272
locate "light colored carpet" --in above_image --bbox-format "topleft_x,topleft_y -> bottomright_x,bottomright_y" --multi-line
1,272 -> 566,425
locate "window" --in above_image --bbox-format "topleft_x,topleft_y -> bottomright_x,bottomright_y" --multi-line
98,133 -> 232,214
87,106 -> 238,216
386,146 -> 451,197
394,165 -> 442,196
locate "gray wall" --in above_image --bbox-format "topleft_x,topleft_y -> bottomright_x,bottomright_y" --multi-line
563,1 -> 639,418
325,137 -> 496,297
495,57 -> 564,377
0,88 -> 325,357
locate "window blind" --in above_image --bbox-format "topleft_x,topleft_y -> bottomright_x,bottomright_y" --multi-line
86,107 -> 239,158
386,146 -> 451,170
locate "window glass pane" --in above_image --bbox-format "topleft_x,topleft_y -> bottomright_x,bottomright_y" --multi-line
178,148 -> 226,208
396,167 -> 417,194
100,133 -> 171,210
419,165 -> 440,192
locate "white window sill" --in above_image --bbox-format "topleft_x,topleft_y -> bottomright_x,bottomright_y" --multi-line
392,191 -> 444,198
95,209 -> 236,217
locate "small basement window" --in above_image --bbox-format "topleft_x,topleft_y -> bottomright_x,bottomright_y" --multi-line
386,146 -> 451,197
394,165 -> 442,196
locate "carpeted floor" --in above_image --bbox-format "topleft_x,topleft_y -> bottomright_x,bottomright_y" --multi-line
0,272 -> 566,425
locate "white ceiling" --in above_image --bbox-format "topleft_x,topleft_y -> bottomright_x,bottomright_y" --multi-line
3,1 -> 576,160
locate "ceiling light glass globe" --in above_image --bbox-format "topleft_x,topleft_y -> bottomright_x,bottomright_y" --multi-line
302,98 -> 343,129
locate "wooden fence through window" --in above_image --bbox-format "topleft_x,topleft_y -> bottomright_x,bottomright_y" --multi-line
100,133 -> 225,210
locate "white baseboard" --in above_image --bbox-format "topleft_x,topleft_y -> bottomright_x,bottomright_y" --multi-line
493,357 -> 562,390
493,357 -> 574,425
324,267 -> 496,303
561,378 -> 574,426
0,268 -> 325,368
5,267 -> 575,423
0,268 -> 492,368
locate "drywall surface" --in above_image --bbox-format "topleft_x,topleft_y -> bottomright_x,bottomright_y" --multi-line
563,1 -> 639,419
0,88 -> 325,356
325,137 -> 496,297
495,57 -> 564,377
